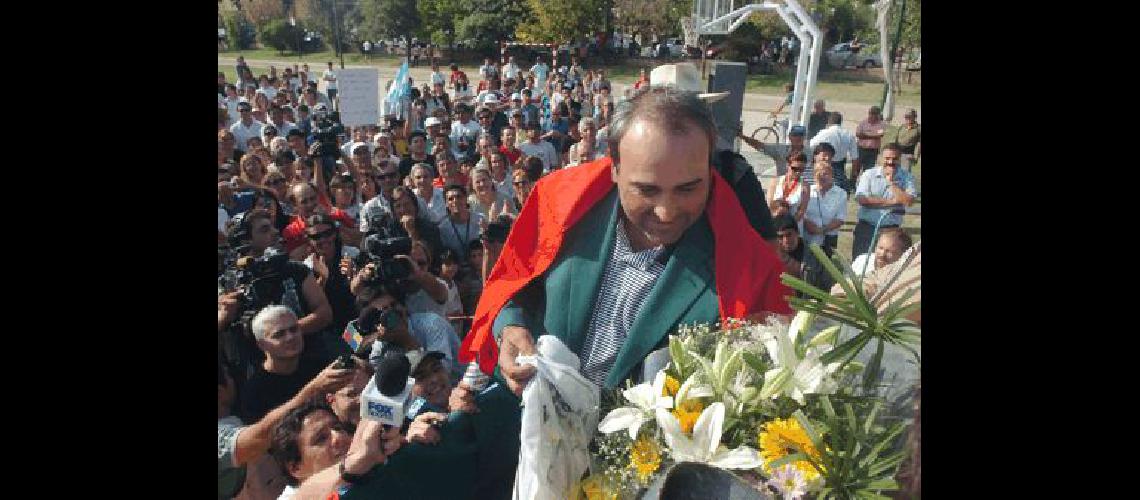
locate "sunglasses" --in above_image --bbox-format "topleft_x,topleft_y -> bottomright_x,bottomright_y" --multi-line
376,172 -> 399,180
513,180 -> 530,187
307,227 -> 337,241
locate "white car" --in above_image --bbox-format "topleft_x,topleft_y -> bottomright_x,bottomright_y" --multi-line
826,42 -> 882,69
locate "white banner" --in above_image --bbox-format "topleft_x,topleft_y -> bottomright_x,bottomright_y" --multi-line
336,68 -> 380,126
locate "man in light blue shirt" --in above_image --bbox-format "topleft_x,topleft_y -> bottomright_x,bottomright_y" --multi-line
853,143 -> 916,257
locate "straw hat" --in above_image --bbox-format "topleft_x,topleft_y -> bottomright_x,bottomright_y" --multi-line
648,63 -> 729,102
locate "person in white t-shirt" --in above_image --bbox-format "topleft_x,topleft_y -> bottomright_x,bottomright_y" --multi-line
803,160 -> 848,255
229,101 -> 265,153
518,121 -> 560,172
429,61 -> 447,88
502,56 -> 521,81
530,56 -> 550,96
322,61 -> 338,105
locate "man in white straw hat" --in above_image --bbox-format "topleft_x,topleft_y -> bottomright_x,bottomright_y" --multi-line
647,63 -> 729,102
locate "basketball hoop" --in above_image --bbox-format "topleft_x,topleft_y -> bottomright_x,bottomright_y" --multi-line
681,17 -> 701,48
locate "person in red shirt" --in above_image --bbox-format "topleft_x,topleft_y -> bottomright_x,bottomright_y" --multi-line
499,126 -> 522,165
431,151 -> 468,189
633,68 -> 650,90
282,182 -> 359,259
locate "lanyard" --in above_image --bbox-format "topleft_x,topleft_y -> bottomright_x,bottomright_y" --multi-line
449,217 -> 471,257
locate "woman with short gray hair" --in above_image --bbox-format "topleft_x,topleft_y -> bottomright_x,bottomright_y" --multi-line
566,117 -> 602,166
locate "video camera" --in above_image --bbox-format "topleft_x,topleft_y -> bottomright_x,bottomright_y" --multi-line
219,248 -> 292,311
311,108 -> 345,178
358,234 -> 415,286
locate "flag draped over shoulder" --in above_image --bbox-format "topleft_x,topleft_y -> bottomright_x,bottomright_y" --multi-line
385,60 -> 410,117
458,157 -> 793,375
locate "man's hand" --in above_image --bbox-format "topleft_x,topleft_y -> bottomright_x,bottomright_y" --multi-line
218,291 -> 243,330
405,412 -> 447,445
449,383 -> 479,414
343,419 -> 398,476
498,326 -> 537,396
339,256 -> 355,280
302,360 -> 357,398
312,253 -> 330,286
400,215 -> 418,239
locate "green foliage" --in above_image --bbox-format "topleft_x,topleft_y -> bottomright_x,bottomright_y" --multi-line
296,0 -> 361,53
417,0 -> 464,48
457,1 -> 532,51
359,0 -> 423,59
794,399 -> 906,498
258,18 -> 305,53
614,0 -> 692,42
223,10 -> 254,50
516,0 -> 606,44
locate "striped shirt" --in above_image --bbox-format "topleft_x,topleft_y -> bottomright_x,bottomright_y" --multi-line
579,218 -> 667,386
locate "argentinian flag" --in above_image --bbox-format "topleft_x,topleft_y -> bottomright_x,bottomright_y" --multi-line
385,60 -> 411,118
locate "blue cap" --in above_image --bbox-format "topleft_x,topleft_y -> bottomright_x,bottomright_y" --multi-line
789,125 -> 806,136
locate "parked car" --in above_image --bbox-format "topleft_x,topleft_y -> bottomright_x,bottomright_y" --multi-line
825,42 -> 882,69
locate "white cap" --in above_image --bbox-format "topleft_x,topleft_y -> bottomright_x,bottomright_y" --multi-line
424,116 -> 442,127
511,92 -> 522,101
481,93 -> 499,104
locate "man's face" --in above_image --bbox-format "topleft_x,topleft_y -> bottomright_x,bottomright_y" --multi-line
458,111 -> 471,124
286,409 -> 351,483
238,107 -> 252,123
502,128 -> 516,147
307,222 -> 338,259
392,191 -> 417,218
904,113 -> 916,125
285,134 -> 303,154
479,139 -> 495,159
432,84 -> 444,97
257,313 -> 303,359
327,369 -> 368,426
814,102 -> 826,113
881,148 -> 899,172
427,124 -> 441,137
437,158 -> 456,179
409,135 -> 426,154
612,119 -> 711,248
412,364 -> 451,410
874,235 -> 906,268
411,168 -> 433,192
445,189 -> 469,217
250,216 -> 281,253
868,109 -> 881,123
490,155 -> 505,177
473,171 -> 492,194
478,112 -> 492,128
814,150 -> 833,165
292,185 -> 319,218
353,151 -> 371,169
776,228 -> 800,254
789,134 -> 804,147
527,126 -> 540,141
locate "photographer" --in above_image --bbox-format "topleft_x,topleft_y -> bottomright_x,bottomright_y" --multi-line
352,283 -> 460,374
359,186 -> 443,260
302,214 -> 359,336
219,210 -> 334,377
480,215 -> 514,284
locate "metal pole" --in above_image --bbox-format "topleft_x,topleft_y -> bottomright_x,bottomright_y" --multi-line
881,0 -> 906,109
331,0 -> 345,69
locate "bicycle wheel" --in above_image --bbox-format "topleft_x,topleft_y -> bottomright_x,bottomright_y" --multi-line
751,127 -> 780,144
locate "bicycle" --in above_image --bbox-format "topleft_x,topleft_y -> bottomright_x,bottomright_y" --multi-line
750,113 -> 788,145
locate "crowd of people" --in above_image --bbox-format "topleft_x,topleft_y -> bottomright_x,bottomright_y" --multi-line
217,52 -> 920,499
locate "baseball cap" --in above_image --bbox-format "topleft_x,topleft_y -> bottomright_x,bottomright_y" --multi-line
314,103 -> 329,112
788,125 -> 806,136
262,125 -> 278,135
481,93 -> 499,104
511,92 -> 522,101
424,116 -> 442,127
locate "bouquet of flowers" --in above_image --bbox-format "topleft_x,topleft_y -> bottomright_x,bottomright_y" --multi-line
577,245 -> 921,500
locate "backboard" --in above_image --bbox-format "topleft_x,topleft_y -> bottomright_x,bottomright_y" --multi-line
691,0 -> 741,36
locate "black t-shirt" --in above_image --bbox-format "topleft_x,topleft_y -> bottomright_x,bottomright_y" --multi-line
237,356 -> 324,423
398,154 -> 436,180
788,237 -> 805,263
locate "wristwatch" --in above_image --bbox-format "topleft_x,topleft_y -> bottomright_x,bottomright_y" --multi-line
339,458 -> 371,485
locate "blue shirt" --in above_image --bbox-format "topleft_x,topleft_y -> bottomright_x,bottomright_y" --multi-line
578,219 -> 667,386
855,167 -> 917,226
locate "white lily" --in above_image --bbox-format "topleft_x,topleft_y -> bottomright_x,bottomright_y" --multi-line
760,312 -> 841,405
655,402 -> 763,469
597,370 -> 674,439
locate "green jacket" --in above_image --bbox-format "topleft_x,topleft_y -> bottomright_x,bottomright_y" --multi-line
493,189 -> 722,389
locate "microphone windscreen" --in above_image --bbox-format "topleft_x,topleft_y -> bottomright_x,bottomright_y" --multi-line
375,351 -> 411,396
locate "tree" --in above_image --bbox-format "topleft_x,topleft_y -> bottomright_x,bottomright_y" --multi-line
360,0 -> 422,61
259,18 -> 305,53
516,0 -> 606,44
296,0 -> 363,54
418,0 -> 464,50
456,1 -> 531,52
613,0 -> 691,47
239,0 -> 286,33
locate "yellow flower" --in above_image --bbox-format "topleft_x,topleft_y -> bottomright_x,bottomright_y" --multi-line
580,474 -> 619,500
758,417 -> 824,481
662,375 -> 681,397
629,435 -> 662,483
672,398 -> 705,435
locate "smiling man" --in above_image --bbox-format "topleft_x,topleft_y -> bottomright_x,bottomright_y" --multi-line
460,88 -> 792,393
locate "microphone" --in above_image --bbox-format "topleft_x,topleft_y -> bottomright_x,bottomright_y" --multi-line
360,351 -> 414,427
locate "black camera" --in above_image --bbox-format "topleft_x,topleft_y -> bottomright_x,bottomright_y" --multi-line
219,249 -> 291,310
311,111 -> 344,159
335,354 -> 356,370
360,234 -> 414,284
